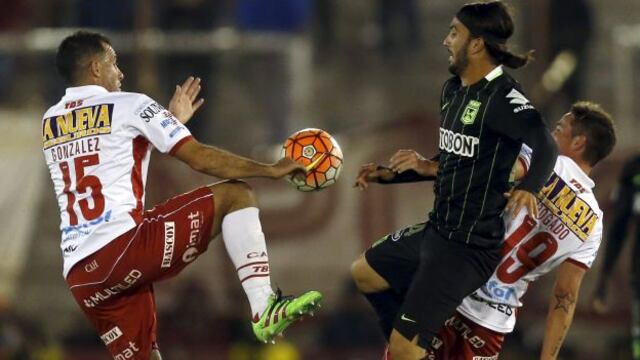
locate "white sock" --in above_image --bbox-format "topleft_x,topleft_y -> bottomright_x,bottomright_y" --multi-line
222,207 -> 274,318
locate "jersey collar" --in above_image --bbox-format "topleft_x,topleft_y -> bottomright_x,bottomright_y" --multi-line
64,85 -> 109,99
560,155 -> 595,191
484,65 -> 503,82
458,66 -> 504,92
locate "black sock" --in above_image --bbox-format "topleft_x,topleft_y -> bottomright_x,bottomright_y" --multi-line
363,289 -> 403,340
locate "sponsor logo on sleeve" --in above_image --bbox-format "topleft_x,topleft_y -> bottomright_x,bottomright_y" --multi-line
138,102 -> 165,122
169,126 -> 184,138
506,88 -> 534,113
160,117 -> 180,128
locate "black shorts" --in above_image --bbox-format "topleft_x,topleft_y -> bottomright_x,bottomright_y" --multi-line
365,222 -> 501,347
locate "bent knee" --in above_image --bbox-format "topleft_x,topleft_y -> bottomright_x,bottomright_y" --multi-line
351,255 -> 389,293
389,331 -> 424,360
209,180 -> 256,213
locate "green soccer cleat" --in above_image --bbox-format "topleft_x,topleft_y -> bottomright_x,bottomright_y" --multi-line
252,289 -> 323,344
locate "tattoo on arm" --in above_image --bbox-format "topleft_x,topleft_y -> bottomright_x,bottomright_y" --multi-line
553,291 -> 576,314
551,323 -> 569,356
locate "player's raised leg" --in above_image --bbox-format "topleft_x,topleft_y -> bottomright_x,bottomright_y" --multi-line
351,223 -> 425,340
207,180 -> 322,343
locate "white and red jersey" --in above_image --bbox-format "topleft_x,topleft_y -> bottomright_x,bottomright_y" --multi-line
42,85 -> 192,277
457,155 -> 603,333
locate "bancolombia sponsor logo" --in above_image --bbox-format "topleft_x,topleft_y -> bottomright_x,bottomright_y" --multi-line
162,222 -> 176,268
100,326 -> 123,345
83,270 -> 142,308
439,128 -> 480,158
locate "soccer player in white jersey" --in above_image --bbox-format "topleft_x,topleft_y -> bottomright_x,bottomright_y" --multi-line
356,102 -> 615,360
426,102 -> 616,360
42,31 -> 322,360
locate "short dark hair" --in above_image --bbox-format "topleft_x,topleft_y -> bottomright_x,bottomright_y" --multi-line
570,101 -> 616,166
456,1 -> 534,69
56,31 -> 111,84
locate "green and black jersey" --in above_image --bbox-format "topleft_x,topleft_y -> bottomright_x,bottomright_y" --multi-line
431,66 -> 556,247
383,66 -> 557,247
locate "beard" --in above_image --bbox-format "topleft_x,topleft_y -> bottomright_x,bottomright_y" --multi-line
448,40 -> 470,76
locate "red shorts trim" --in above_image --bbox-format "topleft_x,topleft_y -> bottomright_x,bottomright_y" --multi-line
66,186 -> 214,359
428,312 -> 504,360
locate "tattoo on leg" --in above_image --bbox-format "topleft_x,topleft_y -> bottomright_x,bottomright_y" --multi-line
553,291 -> 576,314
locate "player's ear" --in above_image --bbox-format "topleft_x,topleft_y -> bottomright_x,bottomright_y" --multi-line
571,135 -> 587,153
469,37 -> 485,55
88,55 -> 102,80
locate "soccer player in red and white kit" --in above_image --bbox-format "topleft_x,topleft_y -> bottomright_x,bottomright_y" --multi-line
42,31 -> 322,360
430,102 -> 616,360
361,102 -> 615,360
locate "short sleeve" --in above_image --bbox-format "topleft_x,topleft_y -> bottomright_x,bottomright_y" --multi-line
518,143 -> 532,174
567,217 -> 603,270
129,95 -> 193,154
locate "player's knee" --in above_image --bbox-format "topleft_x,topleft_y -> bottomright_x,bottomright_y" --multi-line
209,180 -> 257,213
351,256 -> 385,293
389,331 -> 424,360
389,343 -> 419,360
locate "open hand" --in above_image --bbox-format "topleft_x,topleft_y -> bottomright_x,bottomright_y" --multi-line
504,189 -> 538,218
168,76 -> 205,124
389,150 -> 437,177
354,163 -> 394,190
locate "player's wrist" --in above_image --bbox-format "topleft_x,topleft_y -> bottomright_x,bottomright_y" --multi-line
417,159 -> 437,177
374,166 -> 395,182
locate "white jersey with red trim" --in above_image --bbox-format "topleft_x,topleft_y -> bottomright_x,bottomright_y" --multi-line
457,155 -> 603,333
42,85 -> 192,277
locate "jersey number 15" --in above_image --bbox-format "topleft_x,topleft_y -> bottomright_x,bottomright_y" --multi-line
59,154 -> 105,225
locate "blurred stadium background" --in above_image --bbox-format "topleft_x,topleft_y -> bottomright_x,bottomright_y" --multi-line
0,0 -> 639,359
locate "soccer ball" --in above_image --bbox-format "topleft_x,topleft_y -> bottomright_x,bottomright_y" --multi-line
281,128 -> 343,191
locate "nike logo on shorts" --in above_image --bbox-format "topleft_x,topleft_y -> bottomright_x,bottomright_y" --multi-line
401,313 -> 417,323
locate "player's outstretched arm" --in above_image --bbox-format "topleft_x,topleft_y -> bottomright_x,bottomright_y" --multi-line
540,261 -> 587,360
174,138 -> 305,179
388,149 -> 436,176
354,163 -> 395,190
354,150 -> 438,190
